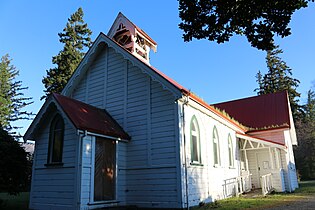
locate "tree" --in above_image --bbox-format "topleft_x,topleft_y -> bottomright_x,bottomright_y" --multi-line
295,89 -> 315,180
178,0 -> 314,51
0,54 -> 33,133
255,45 -> 300,119
0,126 -> 29,195
42,7 -> 92,99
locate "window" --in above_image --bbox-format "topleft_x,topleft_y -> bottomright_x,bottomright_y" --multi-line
213,126 -> 220,166
47,114 -> 64,164
228,134 -> 234,167
190,116 -> 201,163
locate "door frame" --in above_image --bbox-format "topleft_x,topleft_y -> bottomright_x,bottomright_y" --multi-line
89,136 -> 118,204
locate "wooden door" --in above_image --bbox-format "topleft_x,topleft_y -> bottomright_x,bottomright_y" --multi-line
94,137 -> 116,201
256,150 -> 271,188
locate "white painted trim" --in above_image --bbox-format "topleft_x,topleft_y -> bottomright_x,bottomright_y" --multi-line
115,140 -> 118,201
90,136 -> 96,203
174,101 -> 183,208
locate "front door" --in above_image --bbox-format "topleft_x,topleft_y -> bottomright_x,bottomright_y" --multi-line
256,150 -> 271,188
94,137 -> 116,201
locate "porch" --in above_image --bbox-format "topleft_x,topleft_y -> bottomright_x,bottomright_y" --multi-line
223,133 -> 287,197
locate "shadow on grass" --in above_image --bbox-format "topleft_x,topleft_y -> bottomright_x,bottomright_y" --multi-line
0,192 -> 29,210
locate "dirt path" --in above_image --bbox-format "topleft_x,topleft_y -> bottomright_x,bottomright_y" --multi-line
263,195 -> 315,210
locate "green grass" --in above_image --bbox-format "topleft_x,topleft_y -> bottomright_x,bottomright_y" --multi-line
0,181 -> 314,210
193,180 -> 315,210
0,192 -> 29,210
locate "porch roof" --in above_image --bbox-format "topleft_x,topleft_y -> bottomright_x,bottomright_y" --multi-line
53,93 -> 131,140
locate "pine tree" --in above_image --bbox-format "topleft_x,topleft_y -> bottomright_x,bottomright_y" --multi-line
0,125 -> 29,195
295,89 -> 315,180
0,54 -> 33,133
255,45 -> 301,119
42,7 -> 92,99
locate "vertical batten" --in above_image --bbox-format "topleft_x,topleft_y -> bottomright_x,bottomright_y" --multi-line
147,77 -> 152,166
103,47 -> 108,108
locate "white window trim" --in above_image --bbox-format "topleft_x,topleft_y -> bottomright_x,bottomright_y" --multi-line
213,127 -> 220,167
190,116 -> 201,164
228,135 -> 234,168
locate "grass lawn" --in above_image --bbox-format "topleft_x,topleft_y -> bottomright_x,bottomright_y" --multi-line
193,180 -> 315,210
0,181 -> 314,210
0,192 -> 29,210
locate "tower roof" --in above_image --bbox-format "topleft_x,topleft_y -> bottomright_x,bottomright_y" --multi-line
108,12 -> 157,65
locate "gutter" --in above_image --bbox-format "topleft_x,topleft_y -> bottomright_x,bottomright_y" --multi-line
181,96 -> 189,210
76,130 -> 87,209
77,130 -> 130,143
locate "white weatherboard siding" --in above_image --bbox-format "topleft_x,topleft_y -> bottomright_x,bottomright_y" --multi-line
181,103 -> 240,207
29,111 -> 78,210
71,45 -> 181,208
284,130 -> 299,191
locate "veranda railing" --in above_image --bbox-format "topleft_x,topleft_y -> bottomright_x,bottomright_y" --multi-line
261,173 -> 273,196
223,173 -> 252,198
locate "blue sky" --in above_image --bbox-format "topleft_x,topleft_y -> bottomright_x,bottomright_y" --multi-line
0,1 -> 314,136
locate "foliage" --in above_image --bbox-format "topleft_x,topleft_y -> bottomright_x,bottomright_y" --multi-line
0,126 -> 29,195
295,89 -> 315,180
0,192 -> 29,210
42,7 -> 92,99
255,45 -> 300,119
0,54 -> 33,133
178,0 -> 314,51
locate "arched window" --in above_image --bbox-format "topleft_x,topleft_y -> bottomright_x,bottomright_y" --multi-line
228,134 -> 234,167
48,114 -> 64,163
213,126 -> 220,166
190,116 -> 201,163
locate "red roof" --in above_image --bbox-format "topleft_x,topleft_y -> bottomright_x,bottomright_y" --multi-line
213,91 -> 290,130
53,93 -> 130,140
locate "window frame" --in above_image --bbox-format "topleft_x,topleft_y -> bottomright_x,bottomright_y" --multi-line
46,113 -> 65,165
213,126 -> 220,167
228,134 -> 234,168
190,116 -> 201,164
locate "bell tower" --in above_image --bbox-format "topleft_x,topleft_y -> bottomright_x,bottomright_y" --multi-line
108,13 -> 157,65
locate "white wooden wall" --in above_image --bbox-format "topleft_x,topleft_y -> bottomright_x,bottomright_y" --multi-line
29,110 -> 78,210
180,102 -> 240,207
71,46 -> 181,208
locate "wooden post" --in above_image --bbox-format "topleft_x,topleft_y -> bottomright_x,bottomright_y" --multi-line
268,147 -> 274,170
244,150 -> 249,171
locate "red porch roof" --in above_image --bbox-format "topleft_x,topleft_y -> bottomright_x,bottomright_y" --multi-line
53,93 -> 130,140
213,91 -> 290,130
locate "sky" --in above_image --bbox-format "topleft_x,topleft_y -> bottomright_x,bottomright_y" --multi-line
0,1 -> 314,137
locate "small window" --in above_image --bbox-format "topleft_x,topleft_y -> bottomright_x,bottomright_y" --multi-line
190,116 -> 201,163
213,126 -> 220,166
228,134 -> 234,167
47,114 -> 64,164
